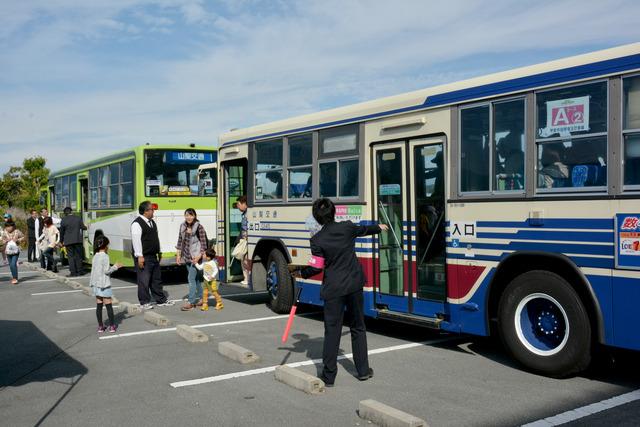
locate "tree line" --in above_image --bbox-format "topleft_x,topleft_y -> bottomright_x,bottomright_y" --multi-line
0,156 -> 50,212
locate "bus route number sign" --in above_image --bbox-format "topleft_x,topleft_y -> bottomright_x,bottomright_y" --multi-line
616,213 -> 640,270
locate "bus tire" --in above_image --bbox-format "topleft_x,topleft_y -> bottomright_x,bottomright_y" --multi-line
497,270 -> 591,378
266,249 -> 293,314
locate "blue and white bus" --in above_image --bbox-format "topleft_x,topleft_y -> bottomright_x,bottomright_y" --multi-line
216,43 -> 640,377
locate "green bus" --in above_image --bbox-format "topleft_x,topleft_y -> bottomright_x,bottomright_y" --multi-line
45,144 -> 217,266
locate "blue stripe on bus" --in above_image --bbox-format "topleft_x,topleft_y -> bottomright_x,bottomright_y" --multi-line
258,221 -> 307,224
423,53 -> 640,107
475,230 -> 613,243
446,252 -> 614,269
475,218 -> 612,229
222,53 -> 640,147
447,241 -> 613,256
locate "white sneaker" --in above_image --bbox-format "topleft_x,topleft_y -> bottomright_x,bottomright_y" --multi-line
240,280 -> 248,285
157,300 -> 175,307
142,303 -> 154,310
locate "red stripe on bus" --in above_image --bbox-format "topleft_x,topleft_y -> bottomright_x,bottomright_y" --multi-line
446,264 -> 485,300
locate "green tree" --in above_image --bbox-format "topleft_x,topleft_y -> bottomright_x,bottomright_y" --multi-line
0,167 -> 22,208
0,156 -> 49,210
20,156 -> 49,210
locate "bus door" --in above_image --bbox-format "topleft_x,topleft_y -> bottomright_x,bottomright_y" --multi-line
79,177 -> 90,256
222,159 -> 247,281
373,138 -> 446,319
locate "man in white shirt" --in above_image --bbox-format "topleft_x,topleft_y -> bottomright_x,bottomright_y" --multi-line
130,201 -> 174,309
35,208 -> 48,267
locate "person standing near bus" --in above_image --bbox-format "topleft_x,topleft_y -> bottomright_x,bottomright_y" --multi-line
39,217 -> 60,272
176,208 -> 208,311
60,207 -> 87,277
235,196 -> 250,285
293,198 -> 388,387
35,208 -> 48,268
130,201 -> 174,309
1,221 -> 24,284
26,210 -> 37,263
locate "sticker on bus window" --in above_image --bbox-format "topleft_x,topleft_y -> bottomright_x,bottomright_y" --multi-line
167,186 -> 191,196
379,184 -> 401,196
540,96 -> 590,137
146,180 -> 161,186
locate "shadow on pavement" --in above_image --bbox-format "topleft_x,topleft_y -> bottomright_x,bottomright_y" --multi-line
0,320 -> 88,388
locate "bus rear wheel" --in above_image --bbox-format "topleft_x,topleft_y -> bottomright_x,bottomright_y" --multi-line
498,270 -> 591,378
266,249 -> 293,314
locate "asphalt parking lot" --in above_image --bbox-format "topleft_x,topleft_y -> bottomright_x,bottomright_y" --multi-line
1,258 -> 639,427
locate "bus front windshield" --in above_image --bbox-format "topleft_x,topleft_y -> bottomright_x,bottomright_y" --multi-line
145,150 -> 216,197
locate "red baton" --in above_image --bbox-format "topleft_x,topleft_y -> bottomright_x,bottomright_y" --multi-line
281,285 -> 303,343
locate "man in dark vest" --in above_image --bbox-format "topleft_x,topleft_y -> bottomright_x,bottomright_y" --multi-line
60,207 -> 87,276
130,201 -> 174,309
26,209 -> 37,262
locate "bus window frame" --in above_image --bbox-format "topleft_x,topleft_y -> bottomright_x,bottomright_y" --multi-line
457,95 -> 528,198
252,138 -> 284,204
87,157 -> 136,211
285,132 -> 314,203
622,73 -> 640,192
143,149 -> 216,198
533,78 -> 609,195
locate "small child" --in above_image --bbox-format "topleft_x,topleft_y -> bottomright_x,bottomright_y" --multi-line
195,248 -> 222,311
90,235 -> 123,333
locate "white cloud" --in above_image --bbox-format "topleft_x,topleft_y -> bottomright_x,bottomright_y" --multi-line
1,0 -> 639,173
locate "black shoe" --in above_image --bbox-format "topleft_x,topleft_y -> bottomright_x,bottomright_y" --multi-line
319,375 -> 334,387
357,368 -> 374,381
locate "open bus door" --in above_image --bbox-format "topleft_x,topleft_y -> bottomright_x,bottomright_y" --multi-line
372,137 -> 447,326
221,159 -> 247,282
78,174 -> 91,258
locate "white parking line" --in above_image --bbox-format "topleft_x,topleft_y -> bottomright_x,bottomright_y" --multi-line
57,306 -> 120,313
522,388 -> 640,426
170,337 -> 457,388
32,285 -> 137,296
99,314 -> 289,340
57,299 -> 185,313
17,278 -> 59,284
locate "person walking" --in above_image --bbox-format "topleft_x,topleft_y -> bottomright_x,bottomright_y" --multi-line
1,213 -> 11,266
90,236 -> 123,333
26,210 -> 37,263
176,208 -> 208,311
1,221 -> 25,284
130,201 -> 174,309
35,208 -> 48,268
38,217 -> 60,272
235,195 -> 250,285
60,207 -> 87,277
294,198 -> 388,387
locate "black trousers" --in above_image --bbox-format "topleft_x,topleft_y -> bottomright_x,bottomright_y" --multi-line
322,289 -> 369,383
66,244 -> 84,276
43,248 -> 57,272
28,239 -> 36,262
135,255 -> 166,304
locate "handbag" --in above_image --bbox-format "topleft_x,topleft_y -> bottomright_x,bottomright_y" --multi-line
5,240 -> 19,255
231,238 -> 248,260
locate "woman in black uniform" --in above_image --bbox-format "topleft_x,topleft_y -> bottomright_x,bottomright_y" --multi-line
294,198 -> 388,387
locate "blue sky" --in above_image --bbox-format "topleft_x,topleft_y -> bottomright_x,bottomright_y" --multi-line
1,0 -> 639,173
